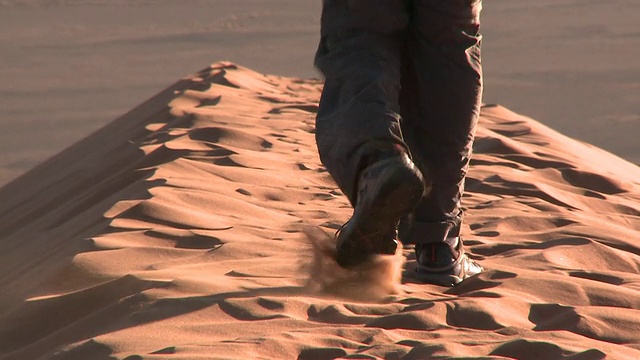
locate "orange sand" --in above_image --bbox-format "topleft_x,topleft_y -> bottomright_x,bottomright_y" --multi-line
0,63 -> 639,359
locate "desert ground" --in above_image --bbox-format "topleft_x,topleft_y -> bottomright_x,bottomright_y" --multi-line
0,1 -> 639,359
0,1 -> 638,186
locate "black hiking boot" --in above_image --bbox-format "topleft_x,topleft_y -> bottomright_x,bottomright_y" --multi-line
414,237 -> 483,286
335,152 -> 426,268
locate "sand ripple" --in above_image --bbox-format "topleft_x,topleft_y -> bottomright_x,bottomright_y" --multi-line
0,63 -> 639,359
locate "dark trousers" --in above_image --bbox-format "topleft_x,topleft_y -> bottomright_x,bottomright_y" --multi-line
315,0 -> 483,244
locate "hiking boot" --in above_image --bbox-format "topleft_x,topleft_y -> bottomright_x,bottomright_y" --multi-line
415,237 -> 483,286
335,152 -> 426,268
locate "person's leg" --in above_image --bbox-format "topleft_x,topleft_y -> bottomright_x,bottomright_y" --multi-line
315,0 -> 426,267
399,0 -> 484,285
315,0 -> 410,204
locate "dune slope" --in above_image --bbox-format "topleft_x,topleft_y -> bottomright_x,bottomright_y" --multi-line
0,63 -> 639,360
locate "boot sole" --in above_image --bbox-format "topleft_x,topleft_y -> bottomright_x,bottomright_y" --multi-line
336,156 -> 425,268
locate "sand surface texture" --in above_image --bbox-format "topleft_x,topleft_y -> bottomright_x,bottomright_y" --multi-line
1,1 -> 639,188
1,63 -> 639,359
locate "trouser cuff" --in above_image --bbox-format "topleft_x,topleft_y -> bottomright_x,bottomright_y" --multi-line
400,215 -> 463,244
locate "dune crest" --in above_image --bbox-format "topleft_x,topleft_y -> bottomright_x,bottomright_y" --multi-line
0,62 -> 639,359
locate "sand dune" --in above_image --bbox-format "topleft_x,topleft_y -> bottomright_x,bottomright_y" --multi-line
0,63 -> 639,359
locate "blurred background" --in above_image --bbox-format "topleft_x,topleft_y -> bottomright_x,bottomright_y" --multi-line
0,0 -> 638,187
